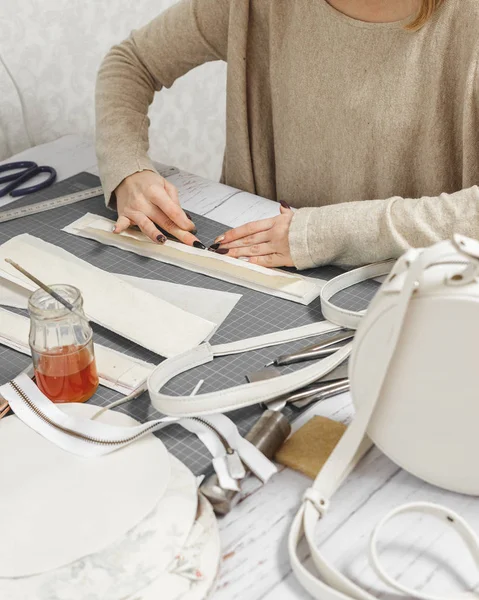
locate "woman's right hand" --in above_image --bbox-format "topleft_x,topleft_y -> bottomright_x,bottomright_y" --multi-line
113,171 -> 202,246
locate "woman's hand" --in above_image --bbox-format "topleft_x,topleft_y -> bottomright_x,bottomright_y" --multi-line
214,203 -> 294,267
113,171 -> 204,246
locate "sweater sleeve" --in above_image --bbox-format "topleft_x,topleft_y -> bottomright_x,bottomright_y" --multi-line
288,186 -> 479,269
289,58 -> 479,270
95,0 -> 230,204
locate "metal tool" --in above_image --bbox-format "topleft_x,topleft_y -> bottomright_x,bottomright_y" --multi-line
265,330 -> 354,367
0,161 -> 57,199
200,373 -> 350,514
0,185 -> 103,223
263,377 -> 349,412
5,259 -> 89,323
247,360 -> 349,390
200,408 -> 291,514
287,378 -> 350,408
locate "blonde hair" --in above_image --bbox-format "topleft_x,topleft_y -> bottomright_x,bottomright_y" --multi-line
406,0 -> 444,30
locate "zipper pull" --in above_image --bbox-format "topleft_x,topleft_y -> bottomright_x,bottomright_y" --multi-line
212,456 -> 240,491
201,414 -> 277,483
226,448 -> 246,480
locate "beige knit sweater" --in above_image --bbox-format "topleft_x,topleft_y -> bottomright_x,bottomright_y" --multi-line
95,0 -> 479,269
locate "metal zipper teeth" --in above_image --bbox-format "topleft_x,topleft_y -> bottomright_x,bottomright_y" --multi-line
9,380 -> 160,446
9,382 -> 237,451
190,416 -> 234,454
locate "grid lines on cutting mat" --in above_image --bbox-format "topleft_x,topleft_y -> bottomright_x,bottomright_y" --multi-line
0,172 -> 379,474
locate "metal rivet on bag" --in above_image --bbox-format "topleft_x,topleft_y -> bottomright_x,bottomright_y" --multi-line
451,274 -> 464,282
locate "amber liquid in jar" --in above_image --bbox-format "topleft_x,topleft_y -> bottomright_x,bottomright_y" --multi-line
34,345 -> 99,404
29,284 -> 99,404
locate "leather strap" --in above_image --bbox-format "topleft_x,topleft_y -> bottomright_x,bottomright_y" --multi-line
289,239 -> 479,600
320,260 -> 394,329
147,262 -> 395,417
369,503 -> 479,600
149,339 -> 351,416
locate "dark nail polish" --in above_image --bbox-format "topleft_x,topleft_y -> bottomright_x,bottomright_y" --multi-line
280,200 -> 291,210
215,248 -> 229,255
209,243 -> 220,250
157,234 -> 167,244
193,241 -> 207,250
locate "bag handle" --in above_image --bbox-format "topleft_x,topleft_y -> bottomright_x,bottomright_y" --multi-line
147,259 -> 396,417
289,238 -> 479,600
369,503 -> 479,600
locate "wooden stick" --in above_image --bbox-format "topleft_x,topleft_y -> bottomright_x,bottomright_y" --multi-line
5,258 -> 89,323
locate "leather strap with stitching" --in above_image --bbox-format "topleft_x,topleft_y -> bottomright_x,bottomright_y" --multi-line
147,261 -> 393,417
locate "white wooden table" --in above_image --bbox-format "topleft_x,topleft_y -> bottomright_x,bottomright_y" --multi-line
3,136 -> 478,600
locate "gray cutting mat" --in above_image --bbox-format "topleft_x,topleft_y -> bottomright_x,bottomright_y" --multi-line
0,172 -> 379,475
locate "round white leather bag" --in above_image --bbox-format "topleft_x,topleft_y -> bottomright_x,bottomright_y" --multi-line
289,234 -> 479,600
350,234 -> 479,495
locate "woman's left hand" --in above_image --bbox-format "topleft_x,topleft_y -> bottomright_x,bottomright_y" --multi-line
213,203 -> 294,268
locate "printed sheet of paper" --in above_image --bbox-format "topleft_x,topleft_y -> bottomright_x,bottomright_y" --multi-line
64,214 -> 325,305
0,234 -> 216,357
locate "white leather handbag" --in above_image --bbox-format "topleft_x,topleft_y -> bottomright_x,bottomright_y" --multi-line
289,234 -> 479,600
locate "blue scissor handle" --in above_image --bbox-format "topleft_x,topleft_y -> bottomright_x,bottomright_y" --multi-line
0,162 -> 57,199
0,161 -> 37,184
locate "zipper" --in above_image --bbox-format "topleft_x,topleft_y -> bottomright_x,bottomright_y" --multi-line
9,380 -> 161,446
190,416 -> 245,480
191,417 -> 234,454
8,379 -> 246,480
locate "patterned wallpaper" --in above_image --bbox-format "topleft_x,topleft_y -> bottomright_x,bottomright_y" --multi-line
0,0 -> 227,180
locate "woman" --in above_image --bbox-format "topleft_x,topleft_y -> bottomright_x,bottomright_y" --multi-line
96,0 -> 479,269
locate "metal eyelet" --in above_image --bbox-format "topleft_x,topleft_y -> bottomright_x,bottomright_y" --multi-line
445,262 -> 479,286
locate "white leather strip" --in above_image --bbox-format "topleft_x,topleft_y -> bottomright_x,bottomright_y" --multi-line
148,342 -> 351,417
369,503 -> 479,600
63,214 -> 325,305
0,234 -> 215,357
0,271 -> 241,340
213,321 -> 341,356
117,273 -> 241,341
320,261 -> 394,330
0,308 -> 155,395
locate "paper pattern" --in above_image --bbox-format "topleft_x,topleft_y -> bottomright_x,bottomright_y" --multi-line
63,214 -> 325,305
0,403 -> 171,578
0,274 -> 241,339
0,234 -> 216,357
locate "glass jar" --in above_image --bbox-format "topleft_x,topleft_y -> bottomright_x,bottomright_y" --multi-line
28,285 -> 99,403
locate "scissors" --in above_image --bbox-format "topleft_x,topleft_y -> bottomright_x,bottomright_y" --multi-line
0,161 -> 57,199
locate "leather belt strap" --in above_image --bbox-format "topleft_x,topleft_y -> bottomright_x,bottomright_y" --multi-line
147,261 -> 394,417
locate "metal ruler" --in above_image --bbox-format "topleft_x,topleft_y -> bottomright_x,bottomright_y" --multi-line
0,186 -> 103,224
